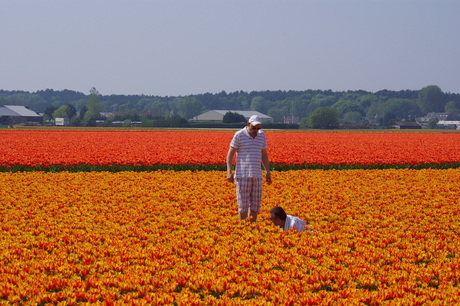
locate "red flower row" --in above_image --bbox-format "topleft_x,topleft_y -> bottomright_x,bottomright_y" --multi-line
1,130 -> 459,166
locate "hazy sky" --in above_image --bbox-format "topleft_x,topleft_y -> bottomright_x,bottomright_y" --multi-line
1,0 -> 459,96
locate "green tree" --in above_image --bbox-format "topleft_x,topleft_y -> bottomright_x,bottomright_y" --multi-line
267,107 -> 286,122
358,94 -> 379,109
71,99 -> 87,111
332,100 -> 364,117
66,104 -> 77,118
444,101 -> 460,120
299,117 -> 310,129
83,87 -> 102,126
427,118 -> 439,129
445,101 -> 458,113
43,106 -> 57,121
343,112 -> 362,124
177,97 -> 204,120
236,94 -> 250,110
417,85 -> 445,113
143,100 -> 170,116
79,106 -> 87,121
52,104 -> 77,120
223,112 -> 246,123
27,94 -> 49,113
165,115 -> 189,127
306,94 -> 336,117
250,96 -> 273,114
380,98 -> 410,125
123,119 -> 132,127
250,96 -> 264,112
308,107 -> 339,129
52,106 -> 68,119
287,95 -> 310,118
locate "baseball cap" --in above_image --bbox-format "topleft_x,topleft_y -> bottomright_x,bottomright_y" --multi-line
248,115 -> 262,126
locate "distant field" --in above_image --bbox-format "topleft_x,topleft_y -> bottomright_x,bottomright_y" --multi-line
1,129 -> 459,171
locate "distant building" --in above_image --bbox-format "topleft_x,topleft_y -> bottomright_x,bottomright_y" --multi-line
0,105 -> 43,125
55,118 -> 70,126
391,121 -> 422,129
284,116 -> 300,124
191,110 -> 273,123
417,112 -> 449,122
437,120 -> 460,129
416,112 -> 453,128
100,112 -> 115,119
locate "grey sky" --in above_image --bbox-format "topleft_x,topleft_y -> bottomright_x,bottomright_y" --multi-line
1,0 -> 459,96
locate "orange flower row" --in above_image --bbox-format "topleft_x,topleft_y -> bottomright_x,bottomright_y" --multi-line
1,169 -> 459,304
1,130 -> 459,166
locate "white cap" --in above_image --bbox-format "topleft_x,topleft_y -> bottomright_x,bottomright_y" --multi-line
248,115 -> 262,126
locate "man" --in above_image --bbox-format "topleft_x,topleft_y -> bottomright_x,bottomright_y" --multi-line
269,206 -> 311,232
226,115 -> 272,222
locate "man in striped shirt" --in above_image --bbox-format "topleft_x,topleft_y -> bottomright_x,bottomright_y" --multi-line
226,115 -> 272,222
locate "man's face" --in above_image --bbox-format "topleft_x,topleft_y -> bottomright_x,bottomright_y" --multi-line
270,213 -> 283,227
248,123 -> 261,137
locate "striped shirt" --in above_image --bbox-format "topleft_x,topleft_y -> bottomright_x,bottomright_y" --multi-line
230,127 -> 267,178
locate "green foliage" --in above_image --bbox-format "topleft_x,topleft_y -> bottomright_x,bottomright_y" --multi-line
342,112 -> 362,124
332,100 -> 364,117
444,101 -> 460,120
308,107 -> 339,129
427,118 -> 439,129
189,122 -> 298,129
444,101 -> 458,113
306,94 -> 337,118
43,106 -> 57,121
52,107 -> 67,119
250,96 -> 266,113
177,97 -> 204,120
52,104 -> 77,120
223,112 -> 246,123
3,86 -> 460,128
267,107 -> 287,122
331,93 -> 364,117
142,99 -> 170,116
418,85 -> 445,113
83,87 -> 102,126
2,162 -> 459,173
123,119 -> 132,127
141,115 -> 189,128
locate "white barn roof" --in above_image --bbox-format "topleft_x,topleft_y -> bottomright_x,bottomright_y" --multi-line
0,106 -> 19,117
438,120 -> 460,125
4,105 -> 41,117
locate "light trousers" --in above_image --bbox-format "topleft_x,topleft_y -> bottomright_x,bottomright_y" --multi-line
235,177 -> 262,213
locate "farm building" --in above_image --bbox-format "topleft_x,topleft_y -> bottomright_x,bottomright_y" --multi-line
191,110 -> 273,123
437,120 -> 460,129
391,121 -> 422,129
417,112 -> 449,122
0,105 -> 43,125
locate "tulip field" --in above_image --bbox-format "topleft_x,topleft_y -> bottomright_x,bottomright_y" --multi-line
1,130 -> 460,169
1,130 -> 460,305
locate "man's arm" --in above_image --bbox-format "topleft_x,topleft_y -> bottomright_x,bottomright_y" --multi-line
226,147 -> 237,182
261,148 -> 271,185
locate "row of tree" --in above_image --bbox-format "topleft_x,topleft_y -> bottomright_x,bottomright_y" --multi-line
1,85 -> 459,128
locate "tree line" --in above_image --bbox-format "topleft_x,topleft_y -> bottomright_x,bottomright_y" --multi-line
1,85 -> 459,128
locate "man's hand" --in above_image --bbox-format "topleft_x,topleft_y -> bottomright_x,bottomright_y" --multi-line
227,172 -> 234,183
266,172 -> 272,185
